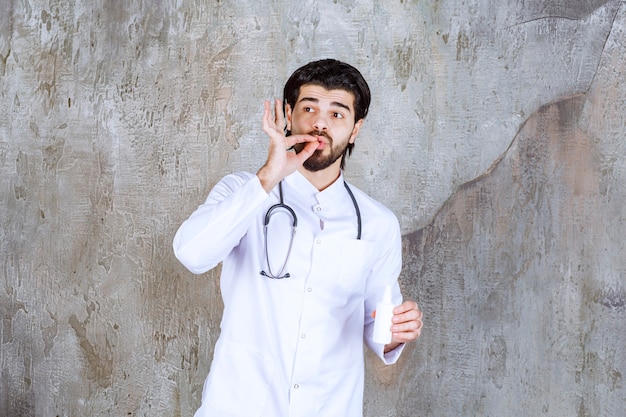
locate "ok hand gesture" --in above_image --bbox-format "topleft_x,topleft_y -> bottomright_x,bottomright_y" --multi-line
257,99 -> 319,192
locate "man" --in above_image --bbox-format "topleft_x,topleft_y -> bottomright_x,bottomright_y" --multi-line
173,59 -> 423,417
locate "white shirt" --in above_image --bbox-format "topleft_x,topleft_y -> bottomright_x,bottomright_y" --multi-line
173,171 -> 404,417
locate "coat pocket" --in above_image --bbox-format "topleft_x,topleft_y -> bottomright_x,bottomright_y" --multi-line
200,340 -> 275,416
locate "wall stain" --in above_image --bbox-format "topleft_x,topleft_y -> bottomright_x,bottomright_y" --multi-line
43,137 -> 65,173
40,309 -> 58,358
400,90 -> 625,413
486,335 -> 507,389
597,286 -> 625,310
13,151 -> 30,201
391,38 -> 418,92
68,307 -> 113,388
0,284 -> 27,344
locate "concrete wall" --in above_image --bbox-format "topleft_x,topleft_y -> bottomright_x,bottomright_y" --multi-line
1,0 -> 624,416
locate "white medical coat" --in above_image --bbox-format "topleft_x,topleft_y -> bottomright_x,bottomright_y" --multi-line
173,171 -> 404,417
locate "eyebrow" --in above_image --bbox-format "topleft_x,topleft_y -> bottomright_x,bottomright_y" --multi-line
298,96 -> 353,113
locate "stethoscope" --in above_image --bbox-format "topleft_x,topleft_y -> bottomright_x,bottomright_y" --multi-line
260,180 -> 362,279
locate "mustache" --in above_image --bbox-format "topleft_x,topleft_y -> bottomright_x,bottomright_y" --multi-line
309,130 -> 331,141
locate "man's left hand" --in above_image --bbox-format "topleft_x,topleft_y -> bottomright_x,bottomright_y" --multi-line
384,300 -> 423,353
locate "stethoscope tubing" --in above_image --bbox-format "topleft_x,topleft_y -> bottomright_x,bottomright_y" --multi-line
260,180 -> 361,279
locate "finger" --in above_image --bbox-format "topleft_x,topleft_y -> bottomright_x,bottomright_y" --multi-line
392,301 -> 419,320
285,133 -> 319,146
391,320 -> 422,342
397,310 -> 422,326
397,310 -> 423,337
274,99 -> 285,129
392,327 -> 421,343
284,134 -> 319,158
262,100 -> 274,131
392,317 -> 420,332
392,301 -> 412,314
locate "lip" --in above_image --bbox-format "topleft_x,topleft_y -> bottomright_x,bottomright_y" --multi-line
314,136 -> 327,150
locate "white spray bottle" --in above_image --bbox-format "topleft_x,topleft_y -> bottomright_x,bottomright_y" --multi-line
373,285 -> 394,344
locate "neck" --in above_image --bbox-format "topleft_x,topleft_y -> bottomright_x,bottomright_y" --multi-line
297,163 -> 342,191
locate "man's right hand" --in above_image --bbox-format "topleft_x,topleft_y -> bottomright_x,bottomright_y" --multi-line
256,99 -> 318,192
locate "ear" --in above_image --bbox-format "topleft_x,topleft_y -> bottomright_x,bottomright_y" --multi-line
285,103 -> 293,132
349,119 -> 364,144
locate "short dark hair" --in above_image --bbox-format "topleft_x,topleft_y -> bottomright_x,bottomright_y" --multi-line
283,59 -> 371,169
283,59 -> 371,122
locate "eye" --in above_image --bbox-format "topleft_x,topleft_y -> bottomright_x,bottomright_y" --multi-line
333,112 -> 344,119
303,106 -> 314,113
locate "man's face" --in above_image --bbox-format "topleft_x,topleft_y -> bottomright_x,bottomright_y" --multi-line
286,84 -> 363,172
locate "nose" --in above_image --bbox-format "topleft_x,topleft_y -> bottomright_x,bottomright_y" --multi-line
313,113 -> 329,131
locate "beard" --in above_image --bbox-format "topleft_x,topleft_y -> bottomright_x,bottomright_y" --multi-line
293,131 -> 351,172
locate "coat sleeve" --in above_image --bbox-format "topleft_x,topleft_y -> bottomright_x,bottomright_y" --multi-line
362,210 -> 406,364
173,172 -> 269,274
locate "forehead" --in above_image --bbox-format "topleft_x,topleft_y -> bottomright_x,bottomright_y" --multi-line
296,84 -> 356,112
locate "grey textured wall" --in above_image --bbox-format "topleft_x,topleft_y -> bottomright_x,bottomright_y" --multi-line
1,0 -> 625,416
